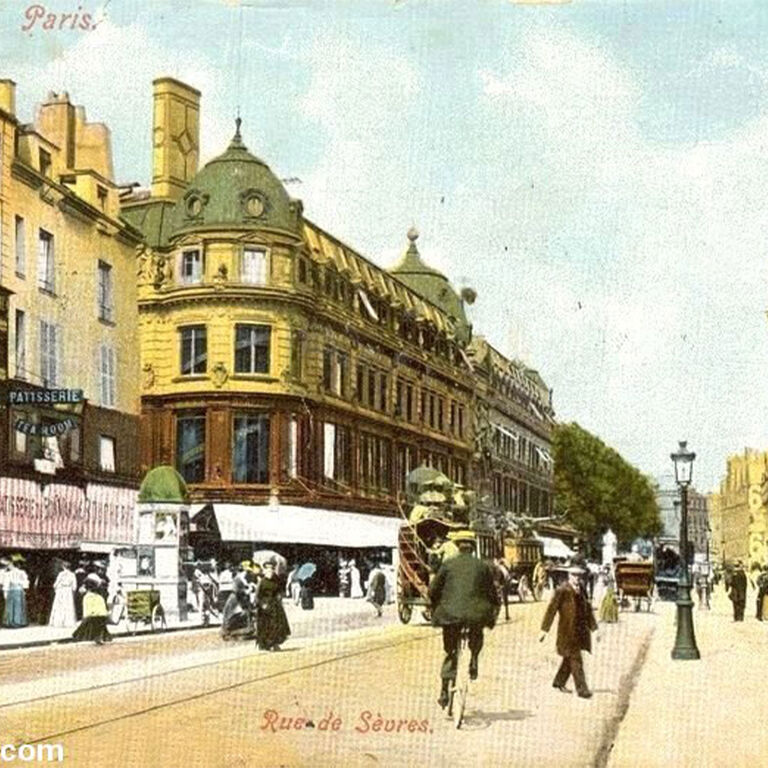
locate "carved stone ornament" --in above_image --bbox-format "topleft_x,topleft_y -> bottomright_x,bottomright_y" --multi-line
142,362 -> 155,390
213,262 -> 228,291
212,362 -> 229,389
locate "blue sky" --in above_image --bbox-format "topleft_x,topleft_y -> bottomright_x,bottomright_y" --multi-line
3,0 -> 768,491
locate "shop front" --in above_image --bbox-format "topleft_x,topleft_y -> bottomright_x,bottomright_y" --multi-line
191,504 -> 401,596
0,477 -> 137,625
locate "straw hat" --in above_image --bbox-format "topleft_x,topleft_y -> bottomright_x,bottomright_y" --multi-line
447,530 -> 476,543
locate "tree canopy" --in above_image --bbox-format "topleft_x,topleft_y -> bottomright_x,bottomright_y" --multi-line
552,422 -> 662,550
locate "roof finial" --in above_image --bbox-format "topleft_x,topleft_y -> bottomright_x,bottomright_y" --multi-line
235,116 -> 242,140
407,226 -> 419,243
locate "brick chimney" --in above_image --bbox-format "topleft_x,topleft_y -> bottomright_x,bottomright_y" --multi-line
151,77 -> 200,200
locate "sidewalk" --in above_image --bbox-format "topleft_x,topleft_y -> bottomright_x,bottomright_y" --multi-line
0,596 -> 389,651
607,589 -> 768,767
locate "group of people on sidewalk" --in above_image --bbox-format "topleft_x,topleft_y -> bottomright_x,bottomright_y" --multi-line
220,560 -> 292,651
724,560 -> 768,622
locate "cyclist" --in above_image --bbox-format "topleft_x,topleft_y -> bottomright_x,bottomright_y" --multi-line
428,529 -> 501,709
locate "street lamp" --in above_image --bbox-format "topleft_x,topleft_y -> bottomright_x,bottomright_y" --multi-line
670,440 -> 700,660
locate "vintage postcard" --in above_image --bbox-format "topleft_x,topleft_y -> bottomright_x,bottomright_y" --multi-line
0,1 -> 766,766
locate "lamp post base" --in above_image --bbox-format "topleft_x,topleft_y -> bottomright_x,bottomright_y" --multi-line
671,591 -> 700,660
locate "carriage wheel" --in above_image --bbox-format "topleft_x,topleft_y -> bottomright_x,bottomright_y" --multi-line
398,602 -> 412,624
421,607 -> 432,623
150,604 -> 167,632
532,581 -> 543,602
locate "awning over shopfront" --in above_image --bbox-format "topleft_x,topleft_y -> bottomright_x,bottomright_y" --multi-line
0,477 -> 137,550
535,534 -> 575,559
192,504 -> 401,549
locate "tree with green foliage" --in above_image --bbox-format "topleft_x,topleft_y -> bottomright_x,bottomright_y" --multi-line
551,422 -> 662,552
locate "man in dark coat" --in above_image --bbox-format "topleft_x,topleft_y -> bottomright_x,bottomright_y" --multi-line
728,562 -> 747,621
428,530 -> 500,708
539,565 -> 598,699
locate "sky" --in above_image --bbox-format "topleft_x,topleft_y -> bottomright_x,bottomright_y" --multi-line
2,0 -> 768,491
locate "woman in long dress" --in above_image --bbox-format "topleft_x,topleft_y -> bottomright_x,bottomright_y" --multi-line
49,562 -> 77,628
72,576 -> 112,644
366,563 -> 387,617
255,562 -> 291,651
349,559 -> 363,598
598,566 -> 619,623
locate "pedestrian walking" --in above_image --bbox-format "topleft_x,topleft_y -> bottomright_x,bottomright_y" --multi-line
349,559 -> 363,598
428,530 -> 500,709
72,575 -> 112,644
338,559 -> 351,598
255,561 -> 291,651
366,561 -> 387,617
540,565 -> 599,699
49,561 -> 77,628
597,566 -> 619,623
3,557 -> 29,628
492,558 -> 510,621
221,562 -> 255,640
217,562 -> 234,612
74,559 -> 88,620
728,561 -> 748,621
755,566 -> 768,620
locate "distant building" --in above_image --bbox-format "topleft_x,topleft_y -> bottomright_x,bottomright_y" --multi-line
654,474 -> 709,558
467,336 -> 555,530
709,448 -> 768,567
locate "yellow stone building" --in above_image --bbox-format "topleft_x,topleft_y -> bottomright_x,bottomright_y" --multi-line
710,448 -> 768,567
122,79 -> 478,566
0,80 -> 141,570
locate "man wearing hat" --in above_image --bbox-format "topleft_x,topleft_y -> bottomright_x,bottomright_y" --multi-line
539,564 -> 598,699
728,561 -> 747,621
428,529 -> 501,709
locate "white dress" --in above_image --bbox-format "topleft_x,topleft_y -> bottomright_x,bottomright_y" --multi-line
350,566 -> 363,598
49,569 -> 77,627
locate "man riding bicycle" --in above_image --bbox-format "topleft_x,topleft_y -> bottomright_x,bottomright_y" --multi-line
428,529 -> 501,709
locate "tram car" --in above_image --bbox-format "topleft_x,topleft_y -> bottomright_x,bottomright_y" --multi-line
396,518 -> 501,624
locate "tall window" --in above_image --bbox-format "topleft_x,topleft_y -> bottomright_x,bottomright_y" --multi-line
290,330 -> 304,380
235,324 -> 270,374
97,261 -> 113,321
37,230 -> 54,293
99,435 -> 115,472
180,250 -> 202,284
14,216 -> 25,276
323,422 -> 351,485
39,320 -> 58,386
180,326 -> 207,375
233,413 -> 270,484
14,310 -> 25,379
176,412 -> 206,483
242,248 -> 267,284
100,344 -> 116,407
322,347 -> 347,397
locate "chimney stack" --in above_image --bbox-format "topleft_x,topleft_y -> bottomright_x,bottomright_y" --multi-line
151,77 -> 200,200
0,80 -> 16,117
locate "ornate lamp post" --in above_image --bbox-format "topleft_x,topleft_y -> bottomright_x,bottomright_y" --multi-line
670,441 -> 700,660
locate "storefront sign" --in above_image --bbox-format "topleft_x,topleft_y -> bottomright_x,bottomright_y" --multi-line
8,388 -> 83,405
0,478 -> 137,550
14,417 -> 77,435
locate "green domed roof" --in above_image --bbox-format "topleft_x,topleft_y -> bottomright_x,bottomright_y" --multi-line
168,120 -> 302,238
139,465 -> 189,503
389,228 -> 470,341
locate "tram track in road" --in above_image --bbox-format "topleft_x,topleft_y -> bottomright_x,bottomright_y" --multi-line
7,624 -> 435,747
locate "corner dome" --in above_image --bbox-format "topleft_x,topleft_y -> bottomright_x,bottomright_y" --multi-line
167,119 -> 302,238
139,465 -> 189,503
388,228 -> 470,341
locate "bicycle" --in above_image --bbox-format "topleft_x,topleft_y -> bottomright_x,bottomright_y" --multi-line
447,626 -> 472,729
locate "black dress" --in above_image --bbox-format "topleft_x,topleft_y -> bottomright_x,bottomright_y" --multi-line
255,577 -> 290,650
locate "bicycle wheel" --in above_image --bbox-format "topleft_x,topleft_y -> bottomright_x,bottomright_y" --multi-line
150,604 -> 167,632
453,659 -> 469,729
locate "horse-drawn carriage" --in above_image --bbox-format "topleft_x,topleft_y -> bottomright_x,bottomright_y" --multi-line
614,560 -> 655,612
502,536 -> 544,602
